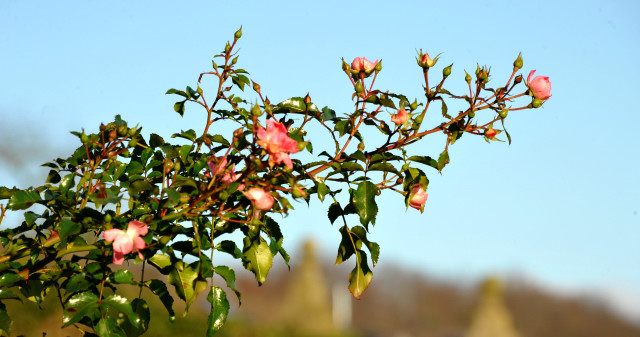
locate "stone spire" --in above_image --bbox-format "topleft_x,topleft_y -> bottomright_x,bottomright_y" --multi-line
278,240 -> 336,334
465,277 -> 521,337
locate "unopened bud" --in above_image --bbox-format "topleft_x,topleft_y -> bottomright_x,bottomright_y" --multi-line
233,128 -> 244,139
128,138 -> 138,148
410,100 -> 418,110
532,98 -> 544,108
292,186 -> 306,199
104,214 -> 112,223
251,103 -> 263,117
443,64 -> 453,77
513,52 -> 523,70
304,93 -> 311,104
514,74 -> 523,84
358,142 -> 365,151
341,59 -> 350,74
465,71 -> 472,84
117,125 -> 128,137
80,131 -> 89,144
231,56 -> 238,65
374,60 -> 382,72
100,123 -> 106,131
224,42 -> 231,54
252,81 -> 261,93
234,27 -> 242,40
354,80 -> 364,94
172,161 -> 181,172
499,109 -> 508,119
468,111 -> 475,118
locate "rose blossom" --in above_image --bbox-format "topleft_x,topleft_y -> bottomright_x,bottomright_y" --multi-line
103,220 -> 148,265
256,120 -> 300,169
485,127 -> 497,139
245,187 -> 274,211
207,156 -> 244,190
351,57 -> 378,75
526,70 -> 552,100
391,109 -> 409,125
408,184 -> 428,211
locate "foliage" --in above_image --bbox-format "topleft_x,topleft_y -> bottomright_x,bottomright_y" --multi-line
0,28 -> 550,336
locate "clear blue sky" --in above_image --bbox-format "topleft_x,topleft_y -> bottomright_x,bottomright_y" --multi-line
1,0 -> 639,319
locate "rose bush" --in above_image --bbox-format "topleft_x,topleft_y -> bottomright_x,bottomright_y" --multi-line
0,28 -> 551,336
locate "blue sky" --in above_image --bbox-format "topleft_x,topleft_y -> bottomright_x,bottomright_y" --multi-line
1,0 -> 639,319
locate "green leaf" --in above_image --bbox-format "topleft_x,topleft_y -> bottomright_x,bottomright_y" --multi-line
110,270 -> 137,284
65,273 -> 91,293
179,145 -> 192,163
174,100 -> 186,116
213,266 -> 241,303
123,298 -> 150,337
216,240 -> 242,259
167,261 -> 198,304
206,286 -> 230,337
57,219 -> 80,241
321,106 -> 337,120
46,169 -> 61,184
149,133 -> 165,148
102,294 -> 140,328
171,129 -> 197,142
367,162 -> 399,175
339,162 -> 364,172
210,134 -> 230,146
242,236 -> 273,285
440,99 -> 451,119
437,149 -> 450,173
149,254 -> 172,273
334,120 -> 352,137
63,291 -> 100,327
348,250 -> 373,299
335,225 -> 355,265
316,182 -> 328,202
327,202 -> 342,224
7,189 -> 42,210
408,156 -> 438,170
232,75 -> 250,91
353,181 -> 378,227
95,317 -> 126,337
0,289 -> 20,301
147,279 -> 175,319
277,97 -> 306,113
350,226 -> 380,267
0,309 -> 11,336
0,273 -> 22,287
165,88 -> 188,98
59,173 -> 76,195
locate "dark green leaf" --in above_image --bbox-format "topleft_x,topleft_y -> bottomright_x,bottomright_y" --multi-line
216,240 -> 242,259
58,219 -> 80,241
147,279 -> 175,319
354,181 -> 378,227
242,237 -> 273,285
95,317 -> 126,337
174,101 -> 186,116
46,169 -> 61,184
0,309 -> 11,336
328,202 -> 342,224
110,270 -> 137,284
0,273 -> 22,287
123,298 -> 150,337
408,156 -> 438,170
316,182 -> 328,202
335,225 -> 355,265
206,286 -> 230,337
66,273 -> 91,293
102,294 -> 140,327
213,266 -> 241,303
63,291 -> 100,327
277,97 -> 306,113
167,261 -> 198,303
350,226 -> 380,267
171,129 -> 197,142
348,250 -> 373,299
165,88 -> 188,98
7,189 -> 42,210
368,162 -> 399,175
437,149 -> 450,173
149,133 -> 165,148
321,106 -> 337,120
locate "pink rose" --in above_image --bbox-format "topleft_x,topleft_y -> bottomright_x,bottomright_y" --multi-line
526,70 -> 552,100
245,187 -> 274,211
257,120 -> 300,170
207,156 -> 245,190
103,220 -> 148,265
351,57 -> 378,75
408,184 -> 428,211
391,109 -> 409,125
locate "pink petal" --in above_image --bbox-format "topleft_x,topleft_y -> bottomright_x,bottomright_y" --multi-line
113,234 -> 134,255
527,70 -> 535,86
112,251 -> 125,265
103,229 -> 123,242
134,236 -> 146,251
128,220 -> 148,236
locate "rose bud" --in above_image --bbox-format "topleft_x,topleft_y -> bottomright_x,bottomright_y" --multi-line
391,109 -> 409,125
408,184 -> 428,212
